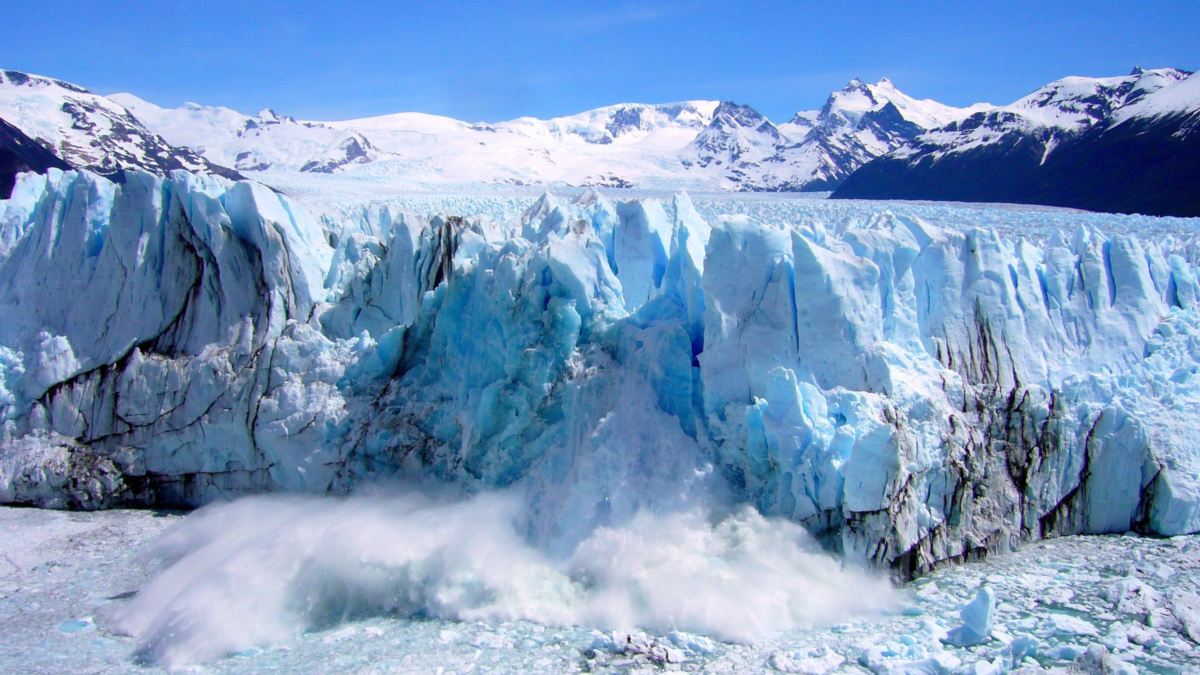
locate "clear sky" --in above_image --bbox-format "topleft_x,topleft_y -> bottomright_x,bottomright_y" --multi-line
3,1 -> 1197,123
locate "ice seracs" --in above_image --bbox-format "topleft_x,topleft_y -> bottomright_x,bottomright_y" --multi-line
2,169 -> 1198,576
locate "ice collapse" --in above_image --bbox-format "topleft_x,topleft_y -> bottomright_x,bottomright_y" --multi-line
1,168 -> 1198,575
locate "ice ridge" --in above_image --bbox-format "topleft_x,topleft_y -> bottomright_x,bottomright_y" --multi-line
1,169 -> 1198,574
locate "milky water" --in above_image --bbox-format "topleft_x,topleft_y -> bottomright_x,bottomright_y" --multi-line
104,488 -> 895,667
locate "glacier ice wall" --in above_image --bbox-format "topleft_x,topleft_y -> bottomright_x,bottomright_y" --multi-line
1,169 -> 1198,575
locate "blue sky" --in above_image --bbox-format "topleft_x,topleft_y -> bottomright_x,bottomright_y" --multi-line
3,1 -> 1197,122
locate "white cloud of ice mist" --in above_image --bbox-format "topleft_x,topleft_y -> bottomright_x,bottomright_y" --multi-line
108,489 -> 897,667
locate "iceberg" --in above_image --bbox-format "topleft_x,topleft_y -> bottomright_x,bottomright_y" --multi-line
1,169 -> 1199,574
943,585 -> 995,647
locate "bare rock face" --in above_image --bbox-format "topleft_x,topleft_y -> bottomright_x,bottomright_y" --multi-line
0,117 -> 72,199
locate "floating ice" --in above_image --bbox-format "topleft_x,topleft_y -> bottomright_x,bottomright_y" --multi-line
4,506 -> 1199,673
1072,644 -> 1138,674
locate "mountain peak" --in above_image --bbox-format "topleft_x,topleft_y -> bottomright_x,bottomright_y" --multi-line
688,101 -> 783,171
709,101 -> 774,131
845,77 -> 866,88
0,69 -> 91,94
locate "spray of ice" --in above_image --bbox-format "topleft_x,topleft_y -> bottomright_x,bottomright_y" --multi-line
109,489 -> 896,667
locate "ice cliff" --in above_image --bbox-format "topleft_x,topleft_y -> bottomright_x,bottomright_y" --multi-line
1,169 -> 1198,575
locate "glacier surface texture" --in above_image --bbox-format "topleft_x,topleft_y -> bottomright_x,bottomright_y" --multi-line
1,169 -> 1199,575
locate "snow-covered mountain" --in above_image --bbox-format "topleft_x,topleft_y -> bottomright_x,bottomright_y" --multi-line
762,78 -> 989,191
324,101 -> 723,189
0,70 -> 239,181
103,94 -> 723,187
834,68 -> 1200,216
321,78 -> 980,191
109,93 -> 386,174
99,74 -> 978,191
4,65 -> 1196,207
687,101 -> 786,169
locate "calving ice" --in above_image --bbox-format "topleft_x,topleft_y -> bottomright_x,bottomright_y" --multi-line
105,491 -> 896,667
1,169 -> 1197,577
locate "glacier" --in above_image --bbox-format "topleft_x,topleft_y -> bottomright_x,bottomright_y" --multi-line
1,168 -> 1199,580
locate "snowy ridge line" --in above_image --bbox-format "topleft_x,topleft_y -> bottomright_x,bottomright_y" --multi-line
887,67 -> 1192,163
4,67 -> 996,193
1,169 -> 1199,576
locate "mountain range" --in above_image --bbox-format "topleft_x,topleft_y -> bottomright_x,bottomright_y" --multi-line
833,67 -> 1200,217
0,68 -> 986,193
0,66 -> 1197,215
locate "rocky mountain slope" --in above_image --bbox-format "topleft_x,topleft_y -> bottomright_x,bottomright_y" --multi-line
0,70 -> 240,182
834,68 -> 1200,216
0,117 -> 71,199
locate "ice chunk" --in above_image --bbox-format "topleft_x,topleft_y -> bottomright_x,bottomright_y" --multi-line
1043,613 -> 1100,637
943,586 -> 995,646
1106,576 -> 1161,625
1006,634 -> 1038,665
1172,590 -> 1200,643
768,646 -> 846,673
1070,644 -> 1136,674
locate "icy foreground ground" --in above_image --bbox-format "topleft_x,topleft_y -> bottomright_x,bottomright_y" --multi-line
1,506 -> 1197,673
